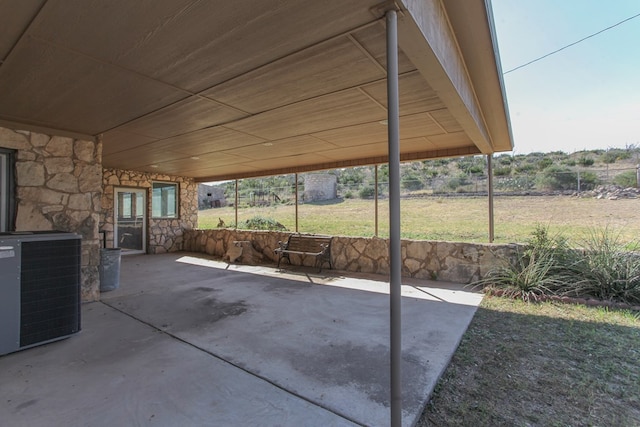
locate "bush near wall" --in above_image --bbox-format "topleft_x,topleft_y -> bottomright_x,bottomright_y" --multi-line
476,226 -> 640,305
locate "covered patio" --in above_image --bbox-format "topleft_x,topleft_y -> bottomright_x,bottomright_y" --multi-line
0,1 -> 511,425
0,253 -> 482,426
0,0 -> 512,293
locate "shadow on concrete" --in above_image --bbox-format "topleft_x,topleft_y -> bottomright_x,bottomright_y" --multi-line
0,252 -> 482,427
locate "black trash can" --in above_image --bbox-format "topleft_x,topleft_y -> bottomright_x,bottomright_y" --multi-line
99,248 -> 121,292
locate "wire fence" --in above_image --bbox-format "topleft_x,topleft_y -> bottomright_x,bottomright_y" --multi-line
201,166 -> 639,208
196,166 -> 640,242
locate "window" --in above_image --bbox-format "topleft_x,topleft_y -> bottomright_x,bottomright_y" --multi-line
0,148 -> 15,232
152,182 -> 178,218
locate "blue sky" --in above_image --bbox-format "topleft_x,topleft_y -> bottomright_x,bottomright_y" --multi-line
490,0 -> 640,154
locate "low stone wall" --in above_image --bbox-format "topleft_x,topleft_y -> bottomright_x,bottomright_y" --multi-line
102,169 -> 198,253
183,229 -> 519,283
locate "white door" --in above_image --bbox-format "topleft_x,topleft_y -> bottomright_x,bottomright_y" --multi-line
114,188 -> 146,254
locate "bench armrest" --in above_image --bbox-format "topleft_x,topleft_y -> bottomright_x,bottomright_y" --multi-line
275,240 -> 288,253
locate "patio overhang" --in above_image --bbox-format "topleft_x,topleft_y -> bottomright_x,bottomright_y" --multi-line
0,0 -> 512,182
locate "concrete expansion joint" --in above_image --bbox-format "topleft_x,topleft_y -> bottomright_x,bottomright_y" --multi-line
97,300 -> 362,426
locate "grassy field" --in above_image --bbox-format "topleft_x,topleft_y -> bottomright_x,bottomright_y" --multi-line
418,297 -> 640,426
198,195 -> 640,245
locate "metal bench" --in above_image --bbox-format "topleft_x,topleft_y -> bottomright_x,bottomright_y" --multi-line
274,234 -> 332,272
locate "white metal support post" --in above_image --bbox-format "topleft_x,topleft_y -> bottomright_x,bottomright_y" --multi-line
487,155 -> 495,242
295,173 -> 299,233
386,9 -> 402,427
375,165 -> 379,237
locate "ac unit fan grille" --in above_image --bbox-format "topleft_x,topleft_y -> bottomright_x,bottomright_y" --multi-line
20,239 -> 81,347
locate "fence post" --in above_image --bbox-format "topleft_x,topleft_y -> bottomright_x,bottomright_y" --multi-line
234,179 -> 238,229
374,165 -> 379,237
637,164 -> 640,188
487,155 -> 494,243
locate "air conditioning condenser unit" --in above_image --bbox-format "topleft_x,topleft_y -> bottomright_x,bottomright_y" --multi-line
0,231 -> 81,356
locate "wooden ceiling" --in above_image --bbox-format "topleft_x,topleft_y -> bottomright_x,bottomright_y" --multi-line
0,0 -> 512,182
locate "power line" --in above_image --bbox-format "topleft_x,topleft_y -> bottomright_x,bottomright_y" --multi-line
503,11 -> 640,74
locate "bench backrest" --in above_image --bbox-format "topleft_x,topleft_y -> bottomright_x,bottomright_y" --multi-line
286,235 -> 331,253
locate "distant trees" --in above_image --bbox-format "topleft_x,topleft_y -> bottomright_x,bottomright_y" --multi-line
401,169 -> 424,191
536,167 -> 599,191
202,147 -> 639,204
536,166 -> 577,191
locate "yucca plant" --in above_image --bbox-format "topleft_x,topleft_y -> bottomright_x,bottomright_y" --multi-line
476,225 -> 640,305
473,247 -> 570,302
473,225 -> 574,301
524,225 -> 575,271
567,228 -> 640,305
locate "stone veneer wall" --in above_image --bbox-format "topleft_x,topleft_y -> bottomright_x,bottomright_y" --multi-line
102,169 -> 198,253
0,126 -> 103,301
183,228 -> 520,283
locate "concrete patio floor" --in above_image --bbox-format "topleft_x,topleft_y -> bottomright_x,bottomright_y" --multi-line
0,252 -> 483,427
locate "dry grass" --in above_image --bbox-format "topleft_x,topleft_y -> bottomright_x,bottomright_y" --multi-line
198,195 -> 639,245
419,297 -> 640,426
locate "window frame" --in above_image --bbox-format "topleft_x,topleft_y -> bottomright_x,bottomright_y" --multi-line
0,147 -> 16,232
151,181 -> 179,219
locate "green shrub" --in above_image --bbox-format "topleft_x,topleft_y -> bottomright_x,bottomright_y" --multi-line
537,157 -> 553,170
237,216 -> 288,231
566,229 -> 640,304
601,151 -> 618,164
536,166 -> 577,190
578,156 -> 594,167
467,165 -> 484,174
613,171 -> 637,188
473,226 -> 571,300
401,169 -> 424,191
457,156 -> 485,175
338,168 -> 366,185
426,159 -> 449,168
474,252 -> 565,301
615,150 -> 632,160
476,226 -> 640,305
496,155 -> 513,165
493,166 -> 511,176
446,178 -> 460,191
358,186 -> 375,199
578,171 -> 599,190
515,163 -> 536,173
446,174 -> 469,191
